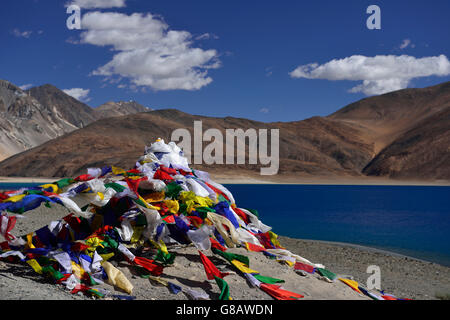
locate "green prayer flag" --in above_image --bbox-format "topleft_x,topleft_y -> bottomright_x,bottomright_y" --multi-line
212,247 -> 250,266
42,265 -> 64,281
317,268 -> 337,281
104,182 -> 126,193
103,235 -> 119,249
214,276 -> 231,300
245,208 -> 259,218
253,274 -> 285,284
53,178 -> 75,189
88,288 -> 105,298
165,182 -> 183,199
155,249 -> 176,265
25,190 -> 44,195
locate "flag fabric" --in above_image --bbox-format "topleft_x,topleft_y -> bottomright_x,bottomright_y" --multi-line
199,251 -> 229,280
317,267 -> 338,281
214,276 -> 231,300
294,262 -> 316,274
339,278 -> 362,294
245,242 -> 266,252
253,274 -> 285,284
259,283 -> 304,300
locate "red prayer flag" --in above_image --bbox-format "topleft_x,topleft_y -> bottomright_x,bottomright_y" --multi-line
71,242 -> 90,252
74,174 -> 94,182
178,169 -> 193,176
294,262 -> 316,274
63,214 -> 82,233
381,295 -> 397,300
0,241 -> 10,251
126,176 -> 147,196
186,216 -> 203,227
153,169 -> 174,181
245,242 -> 266,252
255,232 -> 275,249
133,256 -> 164,276
199,251 -> 229,280
159,165 -> 177,176
210,238 -> 227,252
162,215 -> 176,224
232,207 -> 250,224
260,283 -> 304,300
203,182 -> 230,201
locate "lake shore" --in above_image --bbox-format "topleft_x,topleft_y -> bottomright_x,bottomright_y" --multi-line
279,236 -> 450,300
0,202 -> 448,300
1,175 -> 449,186
211,174 -> 450,186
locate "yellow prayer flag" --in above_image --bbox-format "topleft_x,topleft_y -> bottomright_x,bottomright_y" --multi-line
231,259 -> 259,274
27,259 -> 43,274
339,278 -> 362,294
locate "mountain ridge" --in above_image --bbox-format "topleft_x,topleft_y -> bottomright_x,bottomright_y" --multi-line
0,80 -> 152,161
0,80 -> 448,180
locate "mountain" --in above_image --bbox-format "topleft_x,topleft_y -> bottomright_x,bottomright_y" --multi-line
0,80 -> 151,161
27,84 -> 98,128
363,106 -> 450,179
329,81 -> 450,179
0,80 -> 85,161
328,81 -> 450,155
0,108 -> 375,178
0,81 -> 448,181
94,101 -> 152,119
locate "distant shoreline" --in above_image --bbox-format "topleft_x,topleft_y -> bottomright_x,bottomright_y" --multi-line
213,176 -> 450,186
287,237 -> 438,265
1,175 -> 449,186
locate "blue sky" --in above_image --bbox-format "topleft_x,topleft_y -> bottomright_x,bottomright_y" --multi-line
1,0 -> 449,122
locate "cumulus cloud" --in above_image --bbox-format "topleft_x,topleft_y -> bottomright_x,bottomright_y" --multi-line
11,29 -> 32,38
289,54 -> 450,95
74,11 -> 220,91
63,88 -> 91,102
66,0 -> 126,9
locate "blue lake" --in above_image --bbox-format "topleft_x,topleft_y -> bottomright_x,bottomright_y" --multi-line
1,182 -> 449,266
224,184 -> 450,267
0,182 -> 44,190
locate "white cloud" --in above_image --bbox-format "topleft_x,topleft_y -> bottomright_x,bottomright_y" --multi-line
195,33 -> 219,40
289,54 -> 450,95
259,108 -> 270,114
11,29 -> 32,38
19,84 -> 33,90
66,0 -> 126,9
399,39 -> 411,50
63,88 -> 91,102
76,11 -> 220,91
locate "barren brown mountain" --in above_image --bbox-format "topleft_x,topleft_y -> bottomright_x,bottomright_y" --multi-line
94,101 -> 152,119
0,80 -> 154,162
0,81 -> 448,181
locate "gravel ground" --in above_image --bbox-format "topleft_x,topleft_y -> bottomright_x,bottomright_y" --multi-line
0,201 -> 448,300
279,236 -> 450,300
